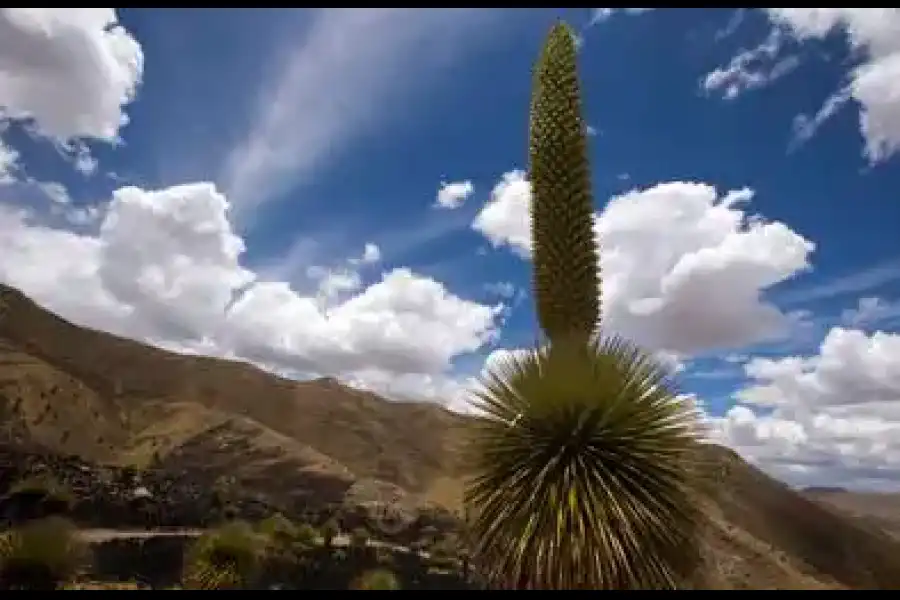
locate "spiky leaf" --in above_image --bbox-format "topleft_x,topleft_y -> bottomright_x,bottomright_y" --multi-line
465,336 -> 703,589
529,22 -> 600,341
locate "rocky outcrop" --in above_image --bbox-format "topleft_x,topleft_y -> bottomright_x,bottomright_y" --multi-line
0,443 -> 277,528
0,442 -> 462,547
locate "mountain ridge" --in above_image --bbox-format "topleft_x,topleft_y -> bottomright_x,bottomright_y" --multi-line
2,282 -> 900,589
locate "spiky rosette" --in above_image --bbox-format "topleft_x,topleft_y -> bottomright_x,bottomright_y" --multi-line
465,335 -> 703,589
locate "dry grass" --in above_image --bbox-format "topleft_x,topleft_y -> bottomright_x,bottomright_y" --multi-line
2,282 -> 900,589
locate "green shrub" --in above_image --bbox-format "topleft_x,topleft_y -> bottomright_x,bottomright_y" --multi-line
292,523 -> 318,548
182,521 -> 264,590
0,517 -> 87,590
351,568 -> 401,590
258,514 -> 318,559
257,513 -> 298,543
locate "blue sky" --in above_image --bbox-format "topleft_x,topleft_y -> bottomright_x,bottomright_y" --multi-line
1,8 -> 900,489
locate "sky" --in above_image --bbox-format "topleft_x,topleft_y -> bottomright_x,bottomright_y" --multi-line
1,8 -> 900,491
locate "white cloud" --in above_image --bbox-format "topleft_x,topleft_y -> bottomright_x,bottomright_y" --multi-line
473,171 -> 815,355
308,242 -> 382,309
0,8 -> 142,142
360,242 -> 381,264
0,137 -> 19,183
589,8 -> 653,26
841,296 -> 900,327
702,28 -> 799,100
472,170 -> 533,258
343,369 -> 476,414
345,242 -> 381,268
434,180 -> 474,210
707,8 -> 900,162
777,257 -> 900,306
484,281 -> 517,299
220,8 -> 510,217
714,327 -> 900,489
0,182 -> 503,388
0,23 -> 492,400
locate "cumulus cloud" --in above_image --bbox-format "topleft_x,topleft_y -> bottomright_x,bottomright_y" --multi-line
706,8 -> 900,162
0,6 -> 505,409
0,183 -> 503,391
343,369 -> 476,414
473,171 -> 815,355
472,170 -> 533,258
0,8 -> 142,142
0,138 -> 18,183
434,180 -> 474,210
714,327 -> 900,489
220,8 -> 511,218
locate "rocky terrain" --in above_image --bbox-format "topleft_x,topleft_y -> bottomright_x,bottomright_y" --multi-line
2,282 -> 900,589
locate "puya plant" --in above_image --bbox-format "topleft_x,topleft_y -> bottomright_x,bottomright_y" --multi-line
464,22 -> 704,590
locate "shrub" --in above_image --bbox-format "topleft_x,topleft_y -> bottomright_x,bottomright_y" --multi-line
181,520 -> 264,590
293,523 -> 318,548
5,475 -> 74,521
257,513 -> 298,544
0,516 -> 87,590
321,519 -> 339,549
351,568 -> 401,590
258,514 -> 318,564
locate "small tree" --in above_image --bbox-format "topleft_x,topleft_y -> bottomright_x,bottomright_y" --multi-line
0,517 -> 87,590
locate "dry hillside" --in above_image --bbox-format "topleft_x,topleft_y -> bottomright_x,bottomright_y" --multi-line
803,488 -> 900,540
1,282 -> 900,589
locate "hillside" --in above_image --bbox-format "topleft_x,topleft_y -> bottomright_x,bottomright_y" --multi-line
1,282 -> 900,589
803,488 -> 900,540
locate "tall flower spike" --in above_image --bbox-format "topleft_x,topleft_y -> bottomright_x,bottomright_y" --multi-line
529,21 -> 601,342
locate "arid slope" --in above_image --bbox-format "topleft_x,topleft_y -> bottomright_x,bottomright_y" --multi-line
1,283 -> 900,589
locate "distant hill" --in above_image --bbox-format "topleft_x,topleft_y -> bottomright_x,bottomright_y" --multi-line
803,488 -> 900,541
2,282 -> 900,589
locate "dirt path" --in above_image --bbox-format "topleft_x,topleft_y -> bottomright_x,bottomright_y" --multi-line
77,528 -> 203,543
76,529 -> 423,557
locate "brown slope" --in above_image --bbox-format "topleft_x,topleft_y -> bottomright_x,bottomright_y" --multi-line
0,283 -> 463,494
0,337 -> 129,460
702,445 -> 900,589
804,489 -> 900,540
3,283 -> 900,589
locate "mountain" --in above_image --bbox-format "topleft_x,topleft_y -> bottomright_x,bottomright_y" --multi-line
803,488 -> 900,540
1,282 -> 900,589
